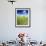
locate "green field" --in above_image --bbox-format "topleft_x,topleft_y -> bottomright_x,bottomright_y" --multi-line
17,16 -> 28,25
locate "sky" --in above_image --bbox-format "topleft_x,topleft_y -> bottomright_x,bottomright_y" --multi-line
17,10 -> 28,15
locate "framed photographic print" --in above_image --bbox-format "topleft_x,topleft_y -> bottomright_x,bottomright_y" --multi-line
15,8 -> 31,27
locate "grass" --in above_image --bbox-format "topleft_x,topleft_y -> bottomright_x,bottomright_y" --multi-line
16,16 -> 28,25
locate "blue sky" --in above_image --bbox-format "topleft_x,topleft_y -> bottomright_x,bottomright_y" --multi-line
17,10 -> 28,15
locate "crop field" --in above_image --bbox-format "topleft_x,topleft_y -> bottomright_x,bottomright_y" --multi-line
16,16 -> 28,25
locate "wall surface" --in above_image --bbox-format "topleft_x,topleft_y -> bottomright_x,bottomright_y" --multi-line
0,0 -> 46,42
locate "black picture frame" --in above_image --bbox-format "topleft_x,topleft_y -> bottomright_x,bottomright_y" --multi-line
15,8 -> 31,28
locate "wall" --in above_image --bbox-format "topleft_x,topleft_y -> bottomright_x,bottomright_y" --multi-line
0,0 -> 46,42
